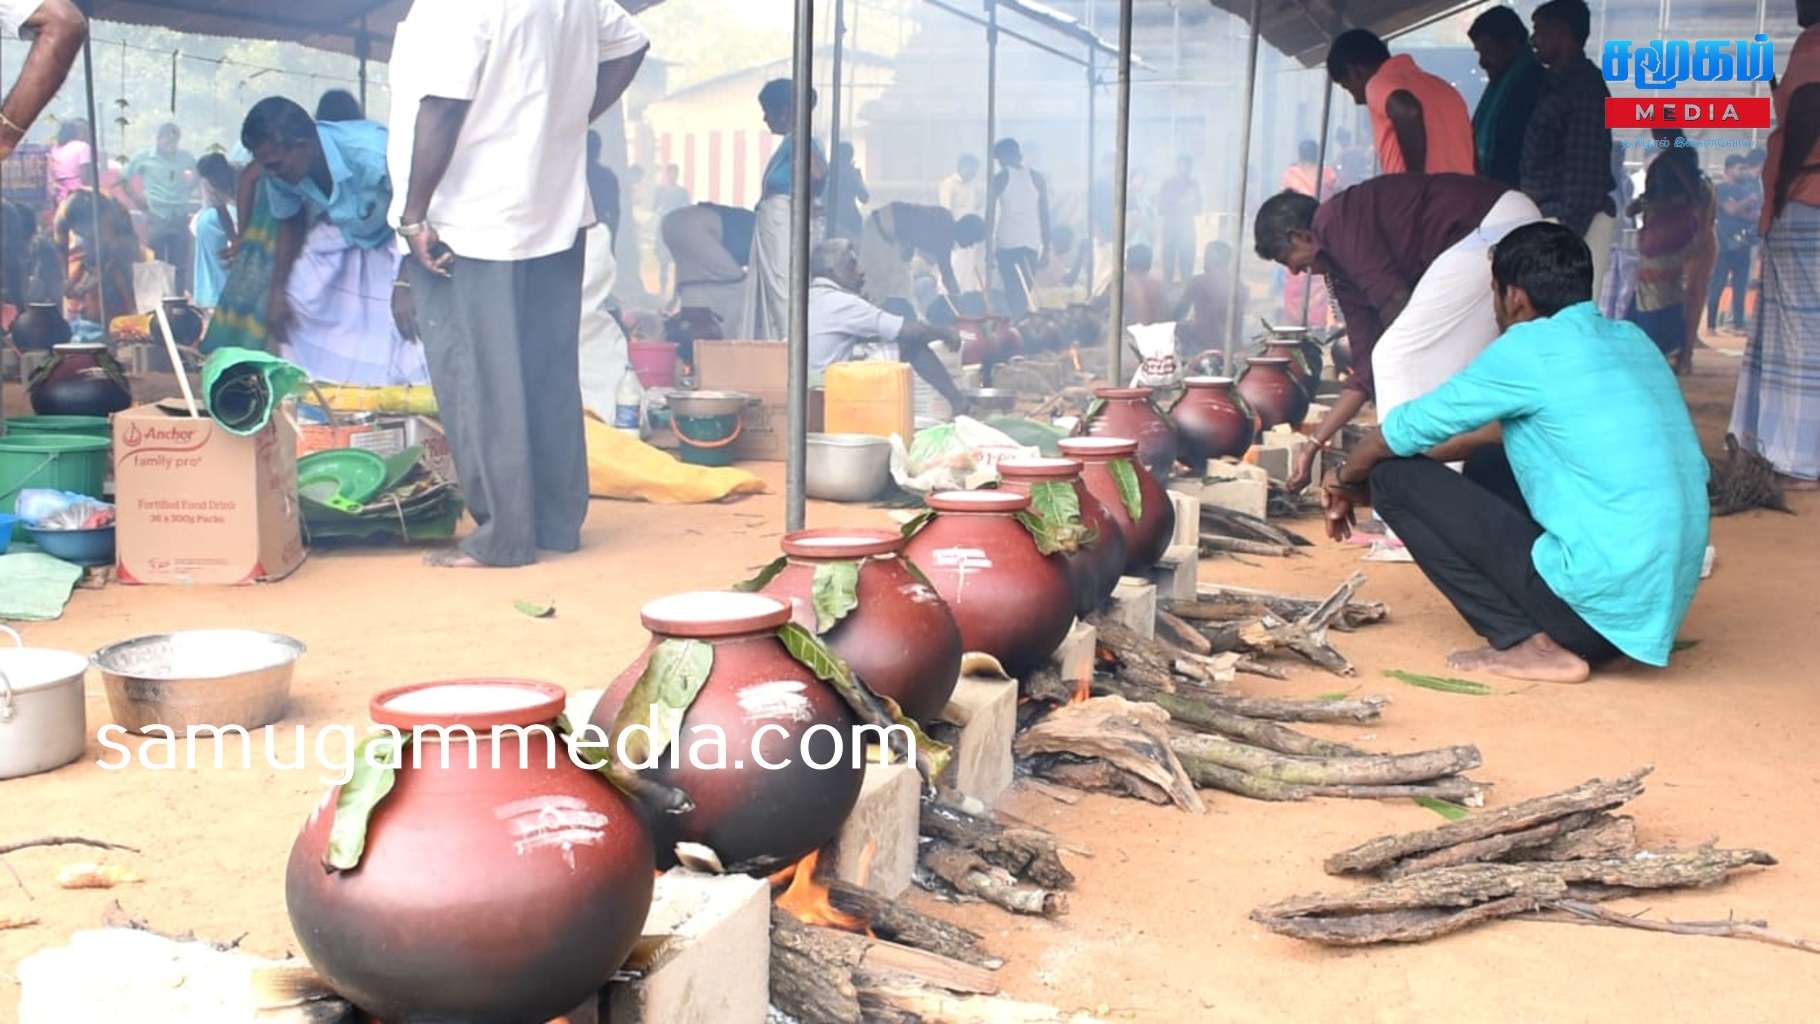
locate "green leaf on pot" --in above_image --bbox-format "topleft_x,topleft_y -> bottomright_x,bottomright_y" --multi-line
899,509 -> 936,539
811,560 -> 862,633
1027,480 -> 1084,536
1413,796 -> 1472,821
776,622 -> 952,781
1108,458 -> 1144,521
900,556 -> 938,591
325,731 -> 409,872
612,639 -> 715,765
556,713 -> 696,816
732,555 -> 787,593
1084,398 -> 1106,421
1383,669 -> 1495,696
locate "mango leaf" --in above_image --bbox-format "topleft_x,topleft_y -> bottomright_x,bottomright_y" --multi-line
612,639 -> 715,765
1413,796 -> 1471,821
777,622 -> 952,781
1108,457 -> 1144,521
811,560 -> 862,633
1027,480 -> 1082,533
1314,690 -> 1352,702
1084,398 -> 1105,421
325,732 -> 409,871
899,509 -> 936,539
556,713 -> 695,816
1672,638 -> 1700,653
514,598 -> 556,619
899,556 -> 937,591
1383,669 -> 1495,696
732,555 -> 788,593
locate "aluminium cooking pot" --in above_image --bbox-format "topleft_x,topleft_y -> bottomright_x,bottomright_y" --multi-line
0,625 -> 89,780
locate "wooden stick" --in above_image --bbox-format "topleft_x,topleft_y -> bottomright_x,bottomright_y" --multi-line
1383,812 -> 1598,880
1301,777 -> 1487,803
769,909 -> 866,1024
1176,692 -> 1387,724
1199,503 -> 1311,547
1537,898 -> 1820,956
1095,674 -> 1367,757
1234,657 -> 1291,680
919,801 -> 1075,890
1201,536 -> 1301,558
1156,610 -> 1214,655
151,303 -> 200,417
0,836 -> 140,857
827,881 -> 1003,969
1187,583 -> 1389,631
1014,697 -> 1205,813
920,840 -> 1069,917
1167,732 -> 1481,787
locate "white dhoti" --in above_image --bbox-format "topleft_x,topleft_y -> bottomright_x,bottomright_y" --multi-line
1583,211 -> 1617,306
577,223 -> 638,420
281,221 -> 430,387
740,195 -> 801,340
1370,190 -> 1544,418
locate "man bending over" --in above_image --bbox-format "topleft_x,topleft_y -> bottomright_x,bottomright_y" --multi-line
1324,222 -> 1708,683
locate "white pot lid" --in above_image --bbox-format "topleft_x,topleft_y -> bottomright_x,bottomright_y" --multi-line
0,648 -> 88,694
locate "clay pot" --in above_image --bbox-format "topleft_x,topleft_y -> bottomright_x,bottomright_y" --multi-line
991,318 -> 1023,360
1058,437 -> 1175,572
29,342 -> 132,417
760,529 -> 963,724
1262,338 -> 1323,390
590,592 -> 864,875
956,318 -> 992,364
1237,356 -> 1309,430
1170,376 -> 1257,466
150,298 -> 205,347
286,680 -> 655,1024
903,490 -> 1075,677
1079,386 -> 1178,482
996,457 -> 1124,615
9,302 -> 70,352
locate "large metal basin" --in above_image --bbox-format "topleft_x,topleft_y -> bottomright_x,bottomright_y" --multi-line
93,629 -> 305,735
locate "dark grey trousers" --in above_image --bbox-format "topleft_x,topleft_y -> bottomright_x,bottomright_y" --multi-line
408,236 -> 588,567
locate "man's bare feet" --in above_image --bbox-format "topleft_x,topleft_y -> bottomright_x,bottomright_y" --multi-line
1460,633 -> 1590,683
424,548 -> 487,568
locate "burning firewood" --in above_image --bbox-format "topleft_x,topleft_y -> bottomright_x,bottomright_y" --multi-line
1013,697 -> 1204,813
825,880 -> 1004,969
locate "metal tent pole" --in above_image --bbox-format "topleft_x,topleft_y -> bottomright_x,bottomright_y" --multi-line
984,0 -> 999,300
357,18 -> 370,112
1106,0 -> 1132,380
79,2 -> 106,325
1085,46 -> 1095,302
825,0 -> 846,238
786,0 -> 816,532
1223,0 -> 1262,371
1298,80 -> 1334,325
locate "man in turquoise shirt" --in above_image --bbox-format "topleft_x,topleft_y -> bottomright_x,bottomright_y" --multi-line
1326,222 -> 1708,683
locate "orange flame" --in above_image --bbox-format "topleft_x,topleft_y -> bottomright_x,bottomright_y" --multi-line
855,840 -> 876,890
1069,347 -> 1083,372
772,850 -> 866,932
1070,672 -> 1091,705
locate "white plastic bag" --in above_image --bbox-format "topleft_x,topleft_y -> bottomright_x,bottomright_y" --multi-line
1127,321 -> 1181,389
888,415 -> 1037,494
131,261 -> 177,313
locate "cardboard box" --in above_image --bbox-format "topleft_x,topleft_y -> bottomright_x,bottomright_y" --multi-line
692,340 -> 823,462
113,404 -> 305,585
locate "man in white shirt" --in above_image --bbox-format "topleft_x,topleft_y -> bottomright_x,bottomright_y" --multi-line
939,154 -> 984,220
388,0 -> 648,568
809,238 -> 970,416
0,0 -> 85,162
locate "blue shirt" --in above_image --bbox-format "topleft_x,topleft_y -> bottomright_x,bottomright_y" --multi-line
762,136 -> 826,199
1381,302 -> 1709,666
191,207 -> 233,308
264,120 -> 394,250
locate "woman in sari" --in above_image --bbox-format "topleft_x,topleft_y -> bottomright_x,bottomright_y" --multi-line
1279,140 -> 1336,328
740,78 -> 824,339
53,187 -> 139,329
200,159 -> 277,353
1626,154 -> 1701,362
1730,0 -> 1820,489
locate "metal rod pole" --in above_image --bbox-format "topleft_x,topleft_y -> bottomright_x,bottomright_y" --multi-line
1298,80 -> 1335,325
786,0 -> 815,532
357,18 -> 370,113
1085,47 -> 1095,302
1223,0 -> 1262,371
825,0 -> 846,238
79,16 -> 106,325
1107,0 -> 1132,381
1750,0 -> 1768,150
984,0 -> 998,302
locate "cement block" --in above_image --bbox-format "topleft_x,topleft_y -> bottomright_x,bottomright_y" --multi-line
824,759 -> 921,899
1168,491 -> 1201,549
607,870 -> 771,1024
1149,545 -> 1200,604
1200,476 -> 1269,519
937,675 -> 1017,807
1253,433 -> 1320,485
1050,619 -> 1098,692
1109,577 -> 1157,639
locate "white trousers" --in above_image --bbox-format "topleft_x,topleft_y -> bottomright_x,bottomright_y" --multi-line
577,223 -> 637,420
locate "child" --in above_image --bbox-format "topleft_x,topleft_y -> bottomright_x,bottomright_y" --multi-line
191,153 -> 239,311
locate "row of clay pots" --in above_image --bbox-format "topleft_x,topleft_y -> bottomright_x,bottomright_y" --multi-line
1077,366 -> 1313,476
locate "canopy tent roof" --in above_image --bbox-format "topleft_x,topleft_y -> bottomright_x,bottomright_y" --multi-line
82,0 -> 666,60
1203,0 -> 1481,67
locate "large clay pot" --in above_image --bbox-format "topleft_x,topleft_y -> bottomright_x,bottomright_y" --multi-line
1079,386 -> 1179,482
1170,376 -> 1257,466
1237,356 -> 1309,430
903,490 -> 1075,677
29,342 -> 132,417
590,592 -> 864,875
996,457 -> 1124,615
956,317 -> 992,365
286,680 -> 655,1024
760,529 -> 963,724
1058,437 -> 1175,572
1263,339 -> 1318,390
8,303 -> 70,351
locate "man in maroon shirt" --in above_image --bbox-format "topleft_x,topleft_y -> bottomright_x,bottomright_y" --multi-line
1253,173 -> 1543,491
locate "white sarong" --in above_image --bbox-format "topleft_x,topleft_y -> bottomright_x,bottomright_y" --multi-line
281,221 -> 429,387
740,195 -> 794,340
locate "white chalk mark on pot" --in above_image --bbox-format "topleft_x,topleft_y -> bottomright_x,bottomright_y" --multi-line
736,680 -> 814,724
495,795 -> 609,870
931,547 -> 992,599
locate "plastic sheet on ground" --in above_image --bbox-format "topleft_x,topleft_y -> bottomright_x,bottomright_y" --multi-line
585,417 -> 765,503
888,415 -> 1037,494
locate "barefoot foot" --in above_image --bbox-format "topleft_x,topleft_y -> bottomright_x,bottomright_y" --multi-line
424,548 -> 488,568
1446,646 -> 1499,671
1472,634 -> 1591,684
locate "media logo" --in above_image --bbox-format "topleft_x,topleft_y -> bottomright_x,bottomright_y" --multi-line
1599,35 -> 1775,129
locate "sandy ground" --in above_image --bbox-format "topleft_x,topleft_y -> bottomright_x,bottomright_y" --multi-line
3,346 -> 1817,1022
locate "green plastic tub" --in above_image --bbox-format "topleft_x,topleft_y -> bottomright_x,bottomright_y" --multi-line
2,415 -> 112,439
0,433 -> 110,538
674,412 -> 741,468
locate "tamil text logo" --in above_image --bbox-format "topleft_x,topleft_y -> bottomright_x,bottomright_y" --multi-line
1600,35 -> 1774,129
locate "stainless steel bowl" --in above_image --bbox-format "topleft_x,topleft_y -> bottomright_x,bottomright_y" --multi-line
806,433 -> 892,502
965,388 -> 1018,415
92,629 -> 305,735
669,390 -> 751,420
